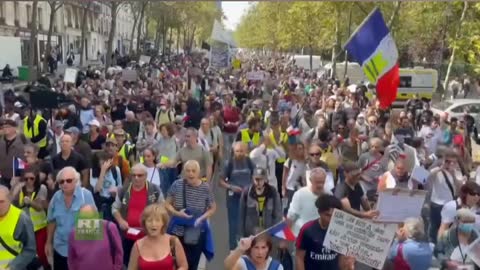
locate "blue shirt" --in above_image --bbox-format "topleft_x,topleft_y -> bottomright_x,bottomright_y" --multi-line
47,186 -> 96,257
89,168 -> 122,198
388,239 -> 433,270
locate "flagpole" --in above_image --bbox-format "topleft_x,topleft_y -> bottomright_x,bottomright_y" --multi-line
253,220 -> 285,238
342,7 -> 381,50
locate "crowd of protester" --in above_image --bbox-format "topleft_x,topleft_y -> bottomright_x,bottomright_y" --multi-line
0,51 -> 479,270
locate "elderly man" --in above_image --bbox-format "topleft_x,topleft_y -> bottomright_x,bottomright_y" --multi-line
68,204 -> 123,270
161,128 -> 213,182
45,167 -> 96,270
0,119 -> 28,188
111,163 -> 163,267
0,185 -> 36,270
50,134 -> 88,187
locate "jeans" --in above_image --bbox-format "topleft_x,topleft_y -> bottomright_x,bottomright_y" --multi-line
429,202 -> 443,245
53,250 -> 69,270
160,168 -> 178,196
223,132 -> 236,157
123,238 -> 135,267
180,232 -> 206,270
100,199 -> 114,222
226,192 -> 241,250
285,189 -> 296,216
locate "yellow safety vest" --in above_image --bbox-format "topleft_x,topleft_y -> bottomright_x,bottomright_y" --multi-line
19,190 -> 47,231
23,115 -> 47,147
240,129 -> 261,148
0,205 -> 22,269
118,144 -> 133,164
269,131 -> 288,163
139,155 -> 169,164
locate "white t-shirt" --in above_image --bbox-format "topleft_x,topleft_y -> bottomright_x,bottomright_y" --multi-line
287,186 -> 320,236
284,159 -> 306,191
431,169 -> 456,206
146,167 -> 161,188
441,198 -> 479,224
238,256 -> 283,270
450,244 -> 474,266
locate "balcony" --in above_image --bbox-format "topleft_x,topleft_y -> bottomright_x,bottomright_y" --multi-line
14,20 -> 19,27
0,17 -> 5,25
67,22 -> 72,28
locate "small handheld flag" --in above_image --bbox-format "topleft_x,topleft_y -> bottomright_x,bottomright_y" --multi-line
265,221 -> 296,241
13,157 -> 27,177
344,8 -> 399,109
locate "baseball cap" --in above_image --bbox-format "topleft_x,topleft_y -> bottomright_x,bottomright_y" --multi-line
65,127 -> 80,135
253,167 -> 267,178
106,137 -> 117,144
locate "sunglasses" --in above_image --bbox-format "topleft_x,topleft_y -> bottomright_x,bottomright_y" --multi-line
254,177 -> 265,181
106,143 -> 117,147
468,191 -> 480,197
309,152 -> 321,157
24,177 -> 35,181
59,178 -> 74,185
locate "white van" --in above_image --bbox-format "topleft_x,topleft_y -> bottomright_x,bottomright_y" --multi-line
324,62 -> 366,83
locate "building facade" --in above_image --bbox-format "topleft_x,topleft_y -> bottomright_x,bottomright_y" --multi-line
0,1 -> 142,68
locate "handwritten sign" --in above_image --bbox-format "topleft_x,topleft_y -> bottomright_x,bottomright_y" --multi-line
410,165 -> 430,185
323,209 -> 396,269
376,188 -> 427,223
139,55 -> 151,66
64,68 -> 77,83
122,70 -> 137,82
246,71 -> 266,81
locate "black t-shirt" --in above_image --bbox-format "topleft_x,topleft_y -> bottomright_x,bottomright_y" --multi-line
296,220 -> 340,270
51,150 -> 87,177
334,182 -> 364,211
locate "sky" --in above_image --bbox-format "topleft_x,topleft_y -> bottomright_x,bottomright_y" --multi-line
222,1 -> 252,30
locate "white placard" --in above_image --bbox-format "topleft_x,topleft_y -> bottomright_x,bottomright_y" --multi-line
127,228 -> 141,235
246,71 -> 265,81
64,68 -> 77,83
410,165 -> 430,185
323,209 -> 396,269
376,188 -> 427,223
467,237 -> 480,267
122,70 -> 137,82
139,55 -> 151,66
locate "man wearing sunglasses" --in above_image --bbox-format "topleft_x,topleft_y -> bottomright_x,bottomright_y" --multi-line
45,166 -> 96,270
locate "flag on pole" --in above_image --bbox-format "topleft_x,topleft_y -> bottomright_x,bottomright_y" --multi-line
344,8 -> 399,109
267,221 -> 296,241
13,157 -> 27,177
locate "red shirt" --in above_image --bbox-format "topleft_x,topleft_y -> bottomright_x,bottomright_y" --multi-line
126,186 -> 148,240
223,105 -> 240,133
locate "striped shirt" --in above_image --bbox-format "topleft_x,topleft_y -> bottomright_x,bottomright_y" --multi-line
167,179 -> 214,236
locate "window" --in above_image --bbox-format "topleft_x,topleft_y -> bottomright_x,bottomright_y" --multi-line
399,76 -> 412,88
0,3 -> 4,18
27,5 -> 32,24
450,104 -> 480,114
38,8 -> 43,28
14,3 -> 19,20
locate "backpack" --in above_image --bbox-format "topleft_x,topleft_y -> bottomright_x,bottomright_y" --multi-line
226,157 -> 254,180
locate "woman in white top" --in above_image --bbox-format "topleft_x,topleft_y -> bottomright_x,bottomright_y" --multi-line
142,148 -> 161,188
224,234 -> 283,270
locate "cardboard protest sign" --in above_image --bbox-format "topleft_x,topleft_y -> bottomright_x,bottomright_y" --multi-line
139,55 -> 151,66
323,209 -> 396,269
246,71 -> 266,81
376,188 -> 427,223
122,70 -> 138,82
64,68 -> 78,83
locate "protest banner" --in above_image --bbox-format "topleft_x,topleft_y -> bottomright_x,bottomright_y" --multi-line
210,42 -> 230,70
323,209 -> 396,269
64,68 -> 78,83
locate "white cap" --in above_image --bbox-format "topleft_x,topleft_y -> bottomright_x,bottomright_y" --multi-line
88,119 -> 100,127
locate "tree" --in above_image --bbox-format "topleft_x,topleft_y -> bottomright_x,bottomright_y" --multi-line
129,2 -> 141,55
106,1 -> 124,68
44,0 -> 63,73
136,1 -> 147,54
79,2 -> 92,67
28,0 -> 39,82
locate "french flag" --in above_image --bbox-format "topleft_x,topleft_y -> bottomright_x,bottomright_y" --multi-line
13,157 -> 28,177
267,221 -> 296,241
344,8 -> 399,109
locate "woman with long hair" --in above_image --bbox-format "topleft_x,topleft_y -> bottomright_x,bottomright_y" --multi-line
224,234 -> 283,270
142,148 -> 161,188
12,167 -> 49,269
155,123 -> 178,195
127,204 -> 188,270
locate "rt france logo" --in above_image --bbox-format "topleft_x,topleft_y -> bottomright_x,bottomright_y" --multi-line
75,212 -> 104,240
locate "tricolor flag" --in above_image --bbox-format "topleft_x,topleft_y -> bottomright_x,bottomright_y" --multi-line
13,157 -> 28,177
267,221 -> 296,241
344,8 -> 399,109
